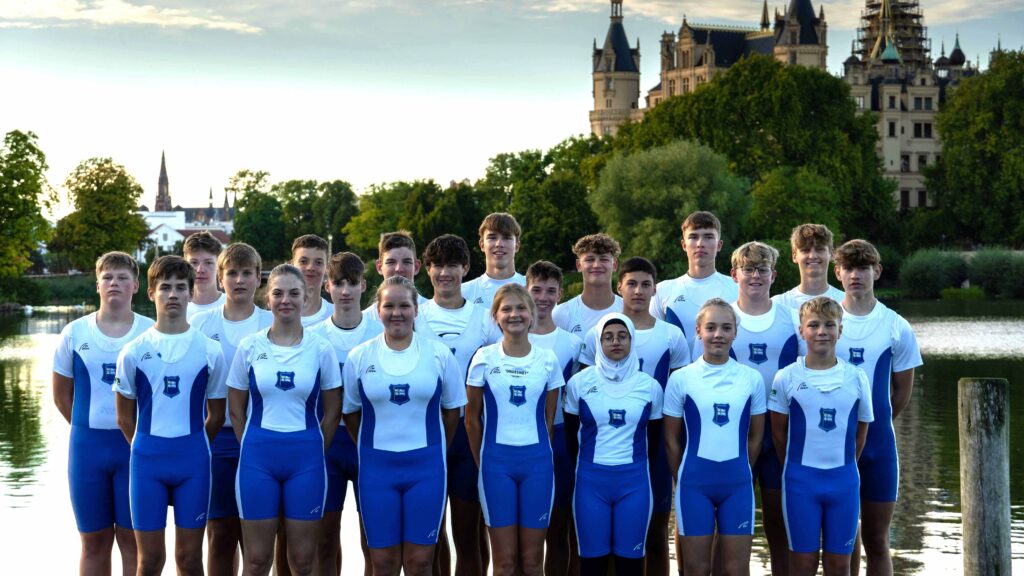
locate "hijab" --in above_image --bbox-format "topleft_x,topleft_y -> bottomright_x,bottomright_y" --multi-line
594,313 -> 640,383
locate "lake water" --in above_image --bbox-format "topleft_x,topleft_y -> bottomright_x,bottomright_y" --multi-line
2,302 -> 1022,574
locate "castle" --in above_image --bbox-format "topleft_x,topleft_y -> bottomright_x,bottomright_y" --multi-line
590,0 -> 978,210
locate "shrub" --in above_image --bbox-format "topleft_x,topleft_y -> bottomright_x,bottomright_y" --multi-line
941,286 -> 985,301
967,249 -> 1024,298
899,250 -> 967,299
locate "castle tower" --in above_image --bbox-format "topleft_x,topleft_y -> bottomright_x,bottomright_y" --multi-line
222,189 -> 231,222
772,0 -> 828,69
154,151 -> 172,212
589,0 -> 642,137
858,0 -> 931,71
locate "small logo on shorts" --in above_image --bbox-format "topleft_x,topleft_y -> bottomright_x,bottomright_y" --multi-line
713,403 -> 730,426
633,543 -> 644,552
819,408 -> 837,432
195,512 -> 206,522
509,385 -> 527,406
428,529 -> 438,539
163,376 -> 181,398
608,409 -> 627,428
738,521 -> 750,530
845,538 -> 855,547
848,348 -> 865,366
748,343 -> 768,365
389,384 -> 411,405
539,513 -> 549,522
101,363 -> 117,384
276,371 -> 296,391
310,505 -> 321,515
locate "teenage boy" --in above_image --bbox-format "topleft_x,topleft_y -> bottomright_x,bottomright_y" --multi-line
191,243 -> 272,575
524,260 -> 583,576
552,233 -> 622,336
363,230 -> 428,321
773,224 -> 845,308
578,256 -> 688,576
650,211 -> 738,353
462,212 -> 525,308
291,234 -> 333,326
307,252 -> 383,576
834,239 -> 921,576
419,234 -> 501,576
113,255 -> 228,576
184,231 -> 226,321
691,242 -> 800,576
769,297 -> 873,576
53,252 -> 155,576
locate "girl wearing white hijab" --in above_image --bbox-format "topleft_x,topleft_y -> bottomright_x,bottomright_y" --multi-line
564,313 -> 664,576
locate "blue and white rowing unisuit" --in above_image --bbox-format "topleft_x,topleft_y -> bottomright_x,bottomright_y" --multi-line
191,305 -> 272,520
54,312 -> 153,533
551,294 -> 623,337
769,357 -> 874,554
664,357 -> 765,537
529,328 -> 582,509
461,272 -> 526,308
468,343 -> 564,528
342,334 -> 467,548
650,272 -> 738,354
307,315 -> 384,513
566,314 -> 663,559
227,328 -> 340,521
113,326 -> 227,531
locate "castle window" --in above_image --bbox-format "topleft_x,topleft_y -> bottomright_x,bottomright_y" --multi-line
606,78 -> 614,91
888,95 -> 896,109
914,97 -> 922,110
924,97 -> 933,110
682,77 -> 690,93
669,80 -> 676,97
918,190 -> 927,207
914,123 -> 933,138
888,121 -> 896,138
855,96 -> 865,109
900,190 -> 910,211
790,31 -> 797,44
901,155 -> 910,173
681,51 -> 690,68
918,155 -> 928,170
789,52 -> 797,65
606,99 -> 613,109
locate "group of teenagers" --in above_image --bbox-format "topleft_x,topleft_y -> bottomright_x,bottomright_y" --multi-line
53,210 -> 922,576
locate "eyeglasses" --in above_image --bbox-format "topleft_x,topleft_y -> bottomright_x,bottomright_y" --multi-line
739,266 -> 772,277
601,333 -> 631,343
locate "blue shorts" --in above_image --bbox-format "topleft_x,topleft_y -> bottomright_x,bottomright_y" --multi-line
359,444 -> 447,549
479,443 -> 553,529
573,461 -> 652,559
551,423 -> 574,508
676,480 -> 754,537
237,428 -> 326,521
68,426 -> 132,532
650,430 -> 674,513
783,463 -> 860,555
858,447 -> 898,503
209,427 -> 240,519
130,432 -> 211,531
325,425 -> 359,513
447,417 -> 479,502
753,444 -> 783,491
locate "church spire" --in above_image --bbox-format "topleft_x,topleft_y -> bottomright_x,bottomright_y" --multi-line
155,151 -> 172,212
761,0 -> 770,31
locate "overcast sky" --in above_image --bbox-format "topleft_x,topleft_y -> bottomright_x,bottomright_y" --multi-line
1,0 -> 1020,216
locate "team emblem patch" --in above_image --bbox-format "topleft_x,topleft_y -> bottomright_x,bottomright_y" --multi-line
389,384 -> 411,405
713,403 -> 730,426
101,363 -> 117,384
276,371 -> 296,391
509,385 -> 527,406
848,348 -> 865,366
608,409 -> 627,428
163,376 -> 181,398
819,408 -> 837,432
748,343 -> 768,365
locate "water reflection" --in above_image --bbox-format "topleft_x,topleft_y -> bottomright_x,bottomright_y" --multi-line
0,358 -> 47,503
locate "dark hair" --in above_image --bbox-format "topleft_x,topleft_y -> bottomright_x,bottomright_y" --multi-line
378,230 -> 416,256
95,251 -> 139,278
479,213 -> 522,239
681,211 -> 721,235
183,231 -> 223,257
291,234 -> 329,255
326,252 -> 365,285
572,233 -> 621,258
525,260 -> 563,286
422,234 -> 470,268
835,239 -> 881,269
148,255 -> 195,292
619,256 -> 657,283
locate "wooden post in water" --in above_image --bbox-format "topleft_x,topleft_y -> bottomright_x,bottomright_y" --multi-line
958,377 -> 1011,576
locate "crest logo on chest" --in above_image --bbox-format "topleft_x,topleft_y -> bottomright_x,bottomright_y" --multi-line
848,348 -> 865,366
101,363 -> 117,385
819,408 -> 837,432
712,403 -> 730,426
389,384 -> 411,405
608,409 -> 627,428
509,385 -> 527,407
276,371 -> 296,391
748,343 -> 768,365
163,376 -> 181,398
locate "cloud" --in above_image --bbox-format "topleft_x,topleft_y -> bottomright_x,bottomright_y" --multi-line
0,0 -> 261,33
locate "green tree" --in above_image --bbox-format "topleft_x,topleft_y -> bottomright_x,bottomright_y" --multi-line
591,140 -> 749,278
343,182 -> 418,259
273,179 -> 319,242
928,49 -> 1024,247
48,158 -> 148,270
611,55 -> 898,245
747,167 -> 842,241
0,130 -> 51,278
314,180 -> 359,251
233,190 -> 288,262
511,172 -> 600,271
226,169 -> 271,198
